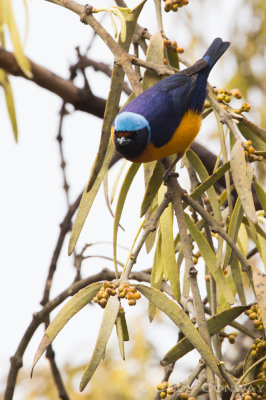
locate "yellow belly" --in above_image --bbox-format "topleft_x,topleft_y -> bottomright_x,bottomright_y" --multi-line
132,110 -> 202,163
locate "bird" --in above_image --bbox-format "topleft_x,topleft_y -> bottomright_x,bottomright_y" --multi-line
112,38 -> 230,163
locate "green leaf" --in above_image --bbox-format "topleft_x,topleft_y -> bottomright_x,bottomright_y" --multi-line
166,46 -> 179,69
136,284 -> 222,379
149,231 -> 163,321
68,140 -> 115,255
140,160 -> 163,217
80,295 -> 120,391
186,149 -> 221,221
230,254 -> 246,305
190,161 -> 230,203
162,305 -> 248,365
111,159 -> 127,204
32,282 -> 102,374
231,141 -> 258,224
159,186 -> 180,301
143,161 -> 158,253
113,162 -> 141,272
254,180 -> 266,215
184,213 -> 234,304
223,198 -> 244,269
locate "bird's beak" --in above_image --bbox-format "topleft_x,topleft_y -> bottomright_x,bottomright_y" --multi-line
116,136 -> 131,146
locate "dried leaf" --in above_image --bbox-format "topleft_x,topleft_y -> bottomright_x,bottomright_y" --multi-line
254,181 -> 266,215
231,141 -> 258,224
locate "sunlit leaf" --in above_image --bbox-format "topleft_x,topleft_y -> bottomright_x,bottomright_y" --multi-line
231,141 -> 257,224
162,305 -> 248,365
230,254 -> 246,305
143,30 -> 164,89
80,295 -> 120,391
0,69 -> 18,140
136,284 -> 222,378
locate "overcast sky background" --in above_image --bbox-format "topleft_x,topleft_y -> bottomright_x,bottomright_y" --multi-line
1,0 -> 244,396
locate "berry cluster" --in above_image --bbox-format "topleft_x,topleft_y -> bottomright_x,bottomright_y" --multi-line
156,382 -> 193,399
243,140 -> 263,163
219,330 -> 238,344
192,250 -> 201,265
212,87 -> 251,114
163,0 -> 189,12
250,337 -> 266,362
93,281 -> 118,308
236,386 -> 266,400
93,281 -> 141,308
163,36 -> 184,53
118,282 -> 141,306
245,304 -> 265,332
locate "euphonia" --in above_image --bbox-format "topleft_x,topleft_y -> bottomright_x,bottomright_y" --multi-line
112,38 -> 230,163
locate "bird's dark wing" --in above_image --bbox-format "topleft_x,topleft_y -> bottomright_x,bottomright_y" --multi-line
121,73 -> 199,147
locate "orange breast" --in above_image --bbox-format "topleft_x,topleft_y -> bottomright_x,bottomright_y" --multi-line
131,110 -> 202,163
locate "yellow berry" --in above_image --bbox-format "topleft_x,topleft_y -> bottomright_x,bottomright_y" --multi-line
160,392 -> 167,399
128,299 -> 136,306
205,274 -> 211,282
180,392 -> 189,400
249,312 -> 257,320
99,298 -> 107,308
248,146 -> 255,154
228,334 -> 236,344
134,292 -> 141,300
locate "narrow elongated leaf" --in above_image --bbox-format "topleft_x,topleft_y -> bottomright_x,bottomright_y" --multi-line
254,181 -> 266,215
190,162 -> 230,203
0,69 -> 17,140
230,254 -> 246,305
159,186 -> 180,301
5,0 -> 32,78
116,314 -> 125,360
68,140 -> 115,255
140,160 -> 163,217
257,219 -> 266,270
223,198 -> 244,269
231,141 -> 257,224
243,347 -> 256,383
184,213 -> 234,304
80,295 -> 120,391
83,0 -> 146,196
252,266 -> 266,335
136,284 -> 222,378
186,149 -> 221,221
32,282 -> 102,373
143,161 -> 158,253
143,30 -> 164,90
162,305 -> 248,365
111,159 -> 127,204
113,163 -> 141,271
149,231 -> 163,321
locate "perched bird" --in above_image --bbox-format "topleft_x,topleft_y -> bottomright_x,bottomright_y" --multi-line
112,38 -> 230,163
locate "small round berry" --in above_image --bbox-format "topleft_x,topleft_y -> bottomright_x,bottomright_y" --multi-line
128,299 -> 136,306
180,392 -> 189,400
160,392 -> 167,399
99,298 -> 107,308
228,334 -> 235,344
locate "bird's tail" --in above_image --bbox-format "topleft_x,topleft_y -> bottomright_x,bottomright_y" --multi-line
203,37 -> 230,69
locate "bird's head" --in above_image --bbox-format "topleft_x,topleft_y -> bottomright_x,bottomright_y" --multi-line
113,111 -> 151,160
